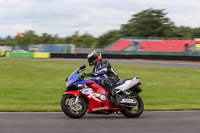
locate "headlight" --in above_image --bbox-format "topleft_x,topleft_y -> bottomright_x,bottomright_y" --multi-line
66,79 -> 73,88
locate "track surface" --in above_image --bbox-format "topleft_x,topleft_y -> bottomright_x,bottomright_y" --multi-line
50,58 -> 200,68
1,57 -> 200,68
0,111 -> 200,133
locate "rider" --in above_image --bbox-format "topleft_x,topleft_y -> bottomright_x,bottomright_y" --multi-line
86,51 -> 120,96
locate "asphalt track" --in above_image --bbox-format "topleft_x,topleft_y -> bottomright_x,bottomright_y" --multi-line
2,57 -> 200,68
0,111 -> 200,133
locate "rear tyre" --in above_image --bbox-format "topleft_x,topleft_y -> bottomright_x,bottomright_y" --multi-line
61,95 -> 87,118
120,92 -> 144,118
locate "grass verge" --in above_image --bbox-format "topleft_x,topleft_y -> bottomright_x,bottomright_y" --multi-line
0,58 -> 200,111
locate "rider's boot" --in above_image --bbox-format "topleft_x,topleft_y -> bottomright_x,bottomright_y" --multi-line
109,89 -> 120,105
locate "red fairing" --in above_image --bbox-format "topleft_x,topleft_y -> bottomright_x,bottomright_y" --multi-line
84,82 -> 119,113
63,91 -> 80,97
91,82 -> 105,92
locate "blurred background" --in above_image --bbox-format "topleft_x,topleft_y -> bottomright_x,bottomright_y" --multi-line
1,0 -> 200,112
1,0 -> 200,57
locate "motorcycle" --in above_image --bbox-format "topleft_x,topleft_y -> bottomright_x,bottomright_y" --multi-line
61,64 -> 144,118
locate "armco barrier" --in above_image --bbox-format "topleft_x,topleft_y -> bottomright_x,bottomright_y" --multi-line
34,52 -> 50,58
6,52 -> 34,58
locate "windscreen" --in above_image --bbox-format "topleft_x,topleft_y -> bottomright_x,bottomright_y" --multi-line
68,68 -> 79,81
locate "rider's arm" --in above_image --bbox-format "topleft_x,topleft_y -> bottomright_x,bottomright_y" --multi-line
95,66 -> 107,75
86,59 -> 111,77
95,59 -> 110,76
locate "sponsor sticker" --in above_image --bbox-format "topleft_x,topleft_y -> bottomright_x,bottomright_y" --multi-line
81,88 -> 101,102
92,106 -> 109,111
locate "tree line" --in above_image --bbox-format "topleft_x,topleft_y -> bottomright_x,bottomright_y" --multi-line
1,8 -> 200,48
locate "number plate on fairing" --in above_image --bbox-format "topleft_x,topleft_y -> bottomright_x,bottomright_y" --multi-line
120,99 -> 136,104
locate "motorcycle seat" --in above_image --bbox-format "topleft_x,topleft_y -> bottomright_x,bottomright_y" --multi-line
114,78 -> 132,87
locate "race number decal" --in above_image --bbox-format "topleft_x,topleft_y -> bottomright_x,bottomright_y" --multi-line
81,88 -> 101,102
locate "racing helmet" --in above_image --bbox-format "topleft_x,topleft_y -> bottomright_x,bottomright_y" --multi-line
87,51 -> 102,66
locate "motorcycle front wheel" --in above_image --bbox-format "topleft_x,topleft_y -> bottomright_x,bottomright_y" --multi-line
120,92 -> 144,118
61,94 -> 87,118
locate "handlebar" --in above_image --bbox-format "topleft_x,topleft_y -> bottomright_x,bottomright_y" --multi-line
80,73 -> 90,80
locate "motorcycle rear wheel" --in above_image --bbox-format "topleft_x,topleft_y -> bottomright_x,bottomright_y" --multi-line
61,94 -> 87,118
120,92 -> 144,118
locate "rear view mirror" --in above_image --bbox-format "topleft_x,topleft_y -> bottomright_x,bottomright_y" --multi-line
80,64 -> 86,69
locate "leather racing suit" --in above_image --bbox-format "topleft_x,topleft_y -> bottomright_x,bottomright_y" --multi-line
89,59 -> 120,93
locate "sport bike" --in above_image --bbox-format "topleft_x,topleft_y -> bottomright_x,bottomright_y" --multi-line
61,64 -> 144,118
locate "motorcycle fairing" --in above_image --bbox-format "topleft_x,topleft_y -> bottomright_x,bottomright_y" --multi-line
115,77 -> 140,92
63,91 -> 81,97
65,67 -> 119,113
82,82 -> 119,113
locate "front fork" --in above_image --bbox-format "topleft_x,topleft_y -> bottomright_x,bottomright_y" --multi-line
75,95 -> 80,104
63,90 -> 82,105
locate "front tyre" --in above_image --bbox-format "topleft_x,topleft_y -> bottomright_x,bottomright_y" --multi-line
61,94 -> 87,118
120,92 -> 144,118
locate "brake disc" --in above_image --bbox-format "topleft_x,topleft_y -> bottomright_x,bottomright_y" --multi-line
68,98 -> 82,111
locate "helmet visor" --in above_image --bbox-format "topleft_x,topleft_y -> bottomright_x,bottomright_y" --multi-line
88,56 -> 97,66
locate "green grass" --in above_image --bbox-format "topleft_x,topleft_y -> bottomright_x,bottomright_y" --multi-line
0,58 -> 200,111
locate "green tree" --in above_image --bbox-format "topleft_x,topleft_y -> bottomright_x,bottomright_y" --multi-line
69,33 -> 97,48
52,34 -> 64,44
14,30 -> 39,46
38,33 -> 64,44
5,35 -> 14,46
65,31 -> 79,44
39,33 -> 54,44
177,26 -> 193,38
97,30 -> 121,48
120,8 -> 183,37
191,27 -> 200,38
0,37 -> 3,45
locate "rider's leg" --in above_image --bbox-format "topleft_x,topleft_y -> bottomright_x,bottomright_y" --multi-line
100,78 -> 121,105
100,77 -> 119,95
100,78 -> 112,93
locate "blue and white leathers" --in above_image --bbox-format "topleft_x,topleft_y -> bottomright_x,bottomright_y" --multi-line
92,59 -> 120,86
